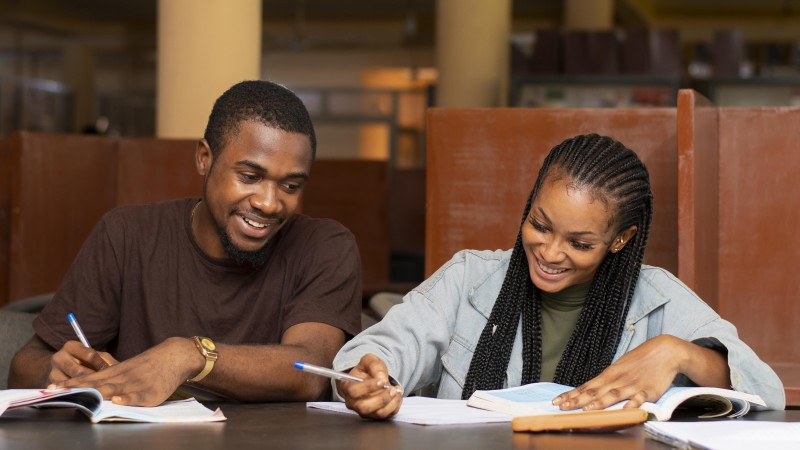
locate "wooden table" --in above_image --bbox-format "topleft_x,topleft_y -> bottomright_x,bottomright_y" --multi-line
1,402 -> 798,450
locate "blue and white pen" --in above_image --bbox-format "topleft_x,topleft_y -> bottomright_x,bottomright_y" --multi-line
67,313 -> 91,348
293,361 -> 400,392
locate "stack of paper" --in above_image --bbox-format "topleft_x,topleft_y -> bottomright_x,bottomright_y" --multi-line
645,421 -> 800,450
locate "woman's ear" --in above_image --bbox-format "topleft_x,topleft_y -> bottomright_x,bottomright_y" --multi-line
610,226 -> 638,253
196,139 -> 213,176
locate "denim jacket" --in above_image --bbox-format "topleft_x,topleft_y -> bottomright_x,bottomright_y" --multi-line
334,249 -> 785,409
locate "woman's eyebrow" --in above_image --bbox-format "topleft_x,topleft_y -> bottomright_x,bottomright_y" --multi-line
535,207 -> 598,237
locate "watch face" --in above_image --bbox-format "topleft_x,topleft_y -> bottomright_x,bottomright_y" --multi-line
200,337 -> 216,351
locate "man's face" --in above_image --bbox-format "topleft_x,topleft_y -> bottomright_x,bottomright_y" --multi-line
195,120 -> 312,264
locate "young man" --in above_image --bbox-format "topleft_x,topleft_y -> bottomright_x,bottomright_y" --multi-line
8,80 -> 362,406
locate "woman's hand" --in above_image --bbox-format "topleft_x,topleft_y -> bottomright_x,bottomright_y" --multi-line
336,353 -> 403,420
552,334 -> 730,410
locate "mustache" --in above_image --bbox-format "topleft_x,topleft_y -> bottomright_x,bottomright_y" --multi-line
235,209 -> 285,223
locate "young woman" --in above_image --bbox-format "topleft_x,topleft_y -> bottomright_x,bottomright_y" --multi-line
334,134 -> 785,419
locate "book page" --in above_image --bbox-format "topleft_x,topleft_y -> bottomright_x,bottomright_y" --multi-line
467,382 -> 577,416
308,397 -> 512,425
92,399 -> 226,423
650,386 -> 764,420
1,389 -> 225,423
1,388 -> 103,416
466,383 -> 765,421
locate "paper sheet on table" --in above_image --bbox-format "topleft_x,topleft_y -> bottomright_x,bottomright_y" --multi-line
307,397 -> 512,425
645,420 -> 800,450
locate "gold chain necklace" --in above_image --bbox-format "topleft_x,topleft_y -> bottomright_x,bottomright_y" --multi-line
191,200 -> 202,223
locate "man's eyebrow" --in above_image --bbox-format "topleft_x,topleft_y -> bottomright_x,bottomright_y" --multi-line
236,160 -> 309,180
535,207 -> 598,237
237,160 -> 266,173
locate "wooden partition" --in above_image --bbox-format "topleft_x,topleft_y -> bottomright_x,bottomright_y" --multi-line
678,90 -> 800,404
116,138 -> 199,206
676,90 -> 720,310
0,138 -> 11,307
6,133 -> 118,303
301,160 -> 390,297
425,107 -> 678,277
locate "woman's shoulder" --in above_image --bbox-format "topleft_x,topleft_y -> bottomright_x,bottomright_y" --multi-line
446,249 -> 512,278
415,249 -> 511,295
458,248 -> 511,262
636,265 -> 697,296
631,264 -> 715,316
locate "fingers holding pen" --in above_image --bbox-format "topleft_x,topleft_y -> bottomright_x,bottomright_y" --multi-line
48,340 -> 110,385
339,353 -> 404,419
340,378 -> 404,420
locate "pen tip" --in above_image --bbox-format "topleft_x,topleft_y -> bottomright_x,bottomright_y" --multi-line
293,361 -> 303,369
67,313 -> 75,321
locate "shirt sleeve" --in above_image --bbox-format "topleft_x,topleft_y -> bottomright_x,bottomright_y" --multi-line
671,337 -> 728,387
33,215 -> 123,352
689,317 -> 786,410
280,220 -> 362,339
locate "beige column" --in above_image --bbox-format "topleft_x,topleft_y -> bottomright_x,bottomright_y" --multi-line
63,43 -> 95,132
435,0 -> 511,107
563,0 -> 614,30
157,0 -> 262,138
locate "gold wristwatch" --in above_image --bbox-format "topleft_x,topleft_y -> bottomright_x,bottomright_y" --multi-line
188,336 -> 218,382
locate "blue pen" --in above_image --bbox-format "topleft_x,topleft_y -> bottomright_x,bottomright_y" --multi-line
67,313 -> 91,348
294,361 -> 399,391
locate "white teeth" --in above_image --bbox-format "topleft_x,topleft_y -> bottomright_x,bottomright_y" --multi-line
538,260 -> 566,275
243,217 -> 267,229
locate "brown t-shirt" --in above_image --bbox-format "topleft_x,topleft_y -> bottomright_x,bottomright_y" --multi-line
34,198 -> 362,361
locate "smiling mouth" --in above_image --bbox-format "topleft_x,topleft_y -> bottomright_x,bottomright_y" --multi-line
538,259 -> 568,275
243,216 -> 268,229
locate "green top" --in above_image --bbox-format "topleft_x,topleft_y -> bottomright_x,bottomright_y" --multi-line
538,281 -> 590,382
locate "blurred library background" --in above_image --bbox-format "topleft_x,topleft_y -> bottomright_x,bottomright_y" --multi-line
3,0 -> 800,161
3,0 -> 800,288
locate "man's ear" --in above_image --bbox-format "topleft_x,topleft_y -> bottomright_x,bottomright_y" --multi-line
610,226 -> 638,253
196,139 -> 213,176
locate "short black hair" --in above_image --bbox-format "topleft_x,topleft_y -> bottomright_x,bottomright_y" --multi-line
203,80 -> 316,160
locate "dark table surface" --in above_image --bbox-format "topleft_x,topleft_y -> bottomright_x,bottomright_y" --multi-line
1,401 -> 798,450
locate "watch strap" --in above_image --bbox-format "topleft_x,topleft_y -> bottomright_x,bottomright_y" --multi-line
188,336 -> 218,382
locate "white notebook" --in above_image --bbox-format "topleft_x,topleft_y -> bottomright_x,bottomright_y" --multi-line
308,396 -> 512,426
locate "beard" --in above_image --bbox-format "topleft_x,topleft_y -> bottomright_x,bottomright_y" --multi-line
219,229 -> 273,267
202,174 -> 280,267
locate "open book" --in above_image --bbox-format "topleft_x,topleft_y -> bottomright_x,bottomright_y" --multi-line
0,388 -> 226,423
467,382 -> 766,421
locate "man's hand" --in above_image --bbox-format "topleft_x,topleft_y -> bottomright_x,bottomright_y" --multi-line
48,340 -> 118,385
49,337 -> 201,407
552,335 -> 731,411
337,353 -> 403,420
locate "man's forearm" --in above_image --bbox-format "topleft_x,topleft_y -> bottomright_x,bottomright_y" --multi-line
198,343 -> 334,402
194,323 -> 345,402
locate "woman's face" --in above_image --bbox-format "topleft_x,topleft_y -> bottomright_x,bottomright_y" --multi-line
522,174 -> 636,293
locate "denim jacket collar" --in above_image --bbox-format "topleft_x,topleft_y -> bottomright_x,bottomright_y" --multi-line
467,256 -> 668,325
